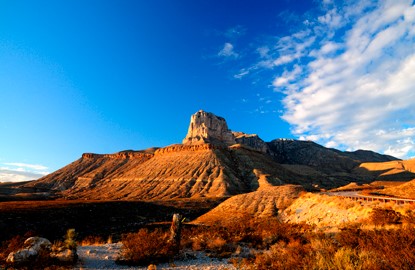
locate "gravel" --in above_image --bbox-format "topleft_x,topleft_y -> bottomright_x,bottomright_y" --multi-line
73,243 -> 237,270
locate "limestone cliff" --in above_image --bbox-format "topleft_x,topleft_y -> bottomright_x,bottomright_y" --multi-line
182,110 -> 236,145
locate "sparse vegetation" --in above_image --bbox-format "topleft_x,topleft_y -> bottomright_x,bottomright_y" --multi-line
64,228 -> 77,251
117,228 -> 174,265
116,214 -> 415,269
370,208 -> 402,226
3,196 -> 415,269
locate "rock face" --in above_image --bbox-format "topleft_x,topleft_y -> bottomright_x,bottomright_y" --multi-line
182,110 -> 236,145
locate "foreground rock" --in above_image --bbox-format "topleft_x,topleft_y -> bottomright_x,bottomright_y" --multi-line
6,236 -> 78,267
6,237 -> 52,265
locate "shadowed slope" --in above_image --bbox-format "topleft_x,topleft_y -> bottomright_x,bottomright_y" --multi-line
267,139 -> 400,187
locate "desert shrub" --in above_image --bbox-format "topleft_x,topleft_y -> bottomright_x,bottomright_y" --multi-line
64,228 -> 77,251
181,225 -> 238,258
117,228 -> 173,265
258,220 -> 312,249
182,217 -> 314,262
362,228 -> 415,269
0,235 -> 25,263
335,227 -> 415,270
402,209 -> 415,224
336,225 -> 364,248
182,215 -> 415,269
254,240 -> 313,270
370,208 -> 402,226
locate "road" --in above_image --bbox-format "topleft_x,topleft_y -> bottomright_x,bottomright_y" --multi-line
326,191 -> 415,204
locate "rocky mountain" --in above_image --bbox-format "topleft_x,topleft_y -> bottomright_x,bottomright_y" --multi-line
25,110 -> 405,200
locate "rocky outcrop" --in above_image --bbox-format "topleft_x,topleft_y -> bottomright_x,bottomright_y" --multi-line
82,152 -> 153,159
182,110 -> 236,145
233,132 -> 269,153
154,143 -> 225,155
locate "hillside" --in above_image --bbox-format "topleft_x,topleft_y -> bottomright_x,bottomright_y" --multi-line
354,158 -> 415,182
27,144 -> 309,200
193,184 -> 304,225
267,139 -> 399,187
379,161 -> 415,198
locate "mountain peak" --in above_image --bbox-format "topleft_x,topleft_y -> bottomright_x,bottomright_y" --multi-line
182,110 -> 236,145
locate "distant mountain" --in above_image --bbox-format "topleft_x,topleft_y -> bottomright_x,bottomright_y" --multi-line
25,110 -> 405,200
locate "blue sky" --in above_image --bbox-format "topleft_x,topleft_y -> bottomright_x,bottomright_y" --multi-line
1,0 -> 414,182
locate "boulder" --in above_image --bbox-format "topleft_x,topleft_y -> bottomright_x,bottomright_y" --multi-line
6,237 -> 52,265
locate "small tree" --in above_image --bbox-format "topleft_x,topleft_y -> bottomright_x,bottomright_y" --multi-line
64,229 -> 77,251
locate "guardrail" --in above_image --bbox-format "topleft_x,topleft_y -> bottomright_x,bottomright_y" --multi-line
337,194 -> 415,204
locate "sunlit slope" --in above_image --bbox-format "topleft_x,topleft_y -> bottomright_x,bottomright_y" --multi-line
26,144 -> 309,200
355,158 -> 415,181
193,184 -> 304,225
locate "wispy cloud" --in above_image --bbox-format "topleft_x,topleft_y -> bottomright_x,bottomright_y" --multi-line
3,162 -> 48,171
0,162 -> 49,182
218,42 -> 239,59
224,25 -> 246,39
282,0 -> 415,158
247,0 -> 415,158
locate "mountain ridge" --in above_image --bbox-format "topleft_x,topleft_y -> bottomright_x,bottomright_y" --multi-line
24,110 -> 405,200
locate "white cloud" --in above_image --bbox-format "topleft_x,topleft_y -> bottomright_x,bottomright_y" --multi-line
0,170 -> 45,183
0,162 -> 49,182
263,0 -> 415,159
273,65 -> 302,88
234,68 -> 250,79
3,162 -> 48,171
218,42 -> 239,58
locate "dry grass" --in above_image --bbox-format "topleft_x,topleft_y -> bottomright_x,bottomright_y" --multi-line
0,235 -> 25,263
5,213 -> 415,269
80,235 -> 107,246
115,211 -> 415,269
